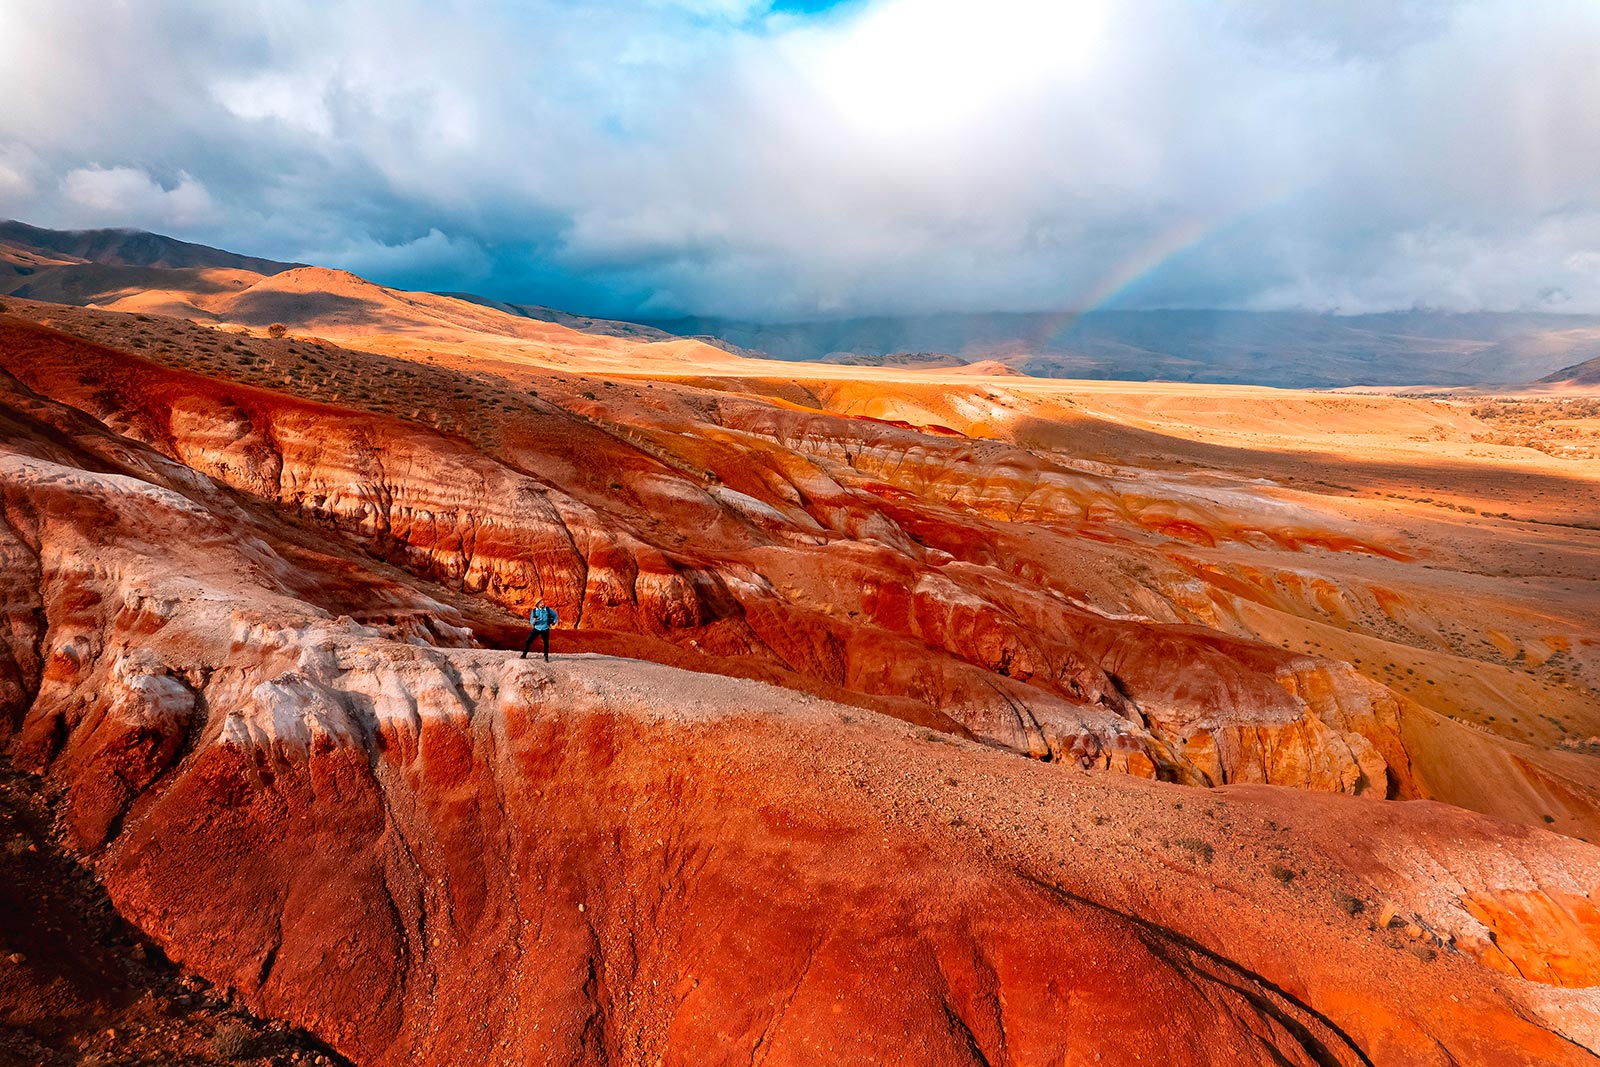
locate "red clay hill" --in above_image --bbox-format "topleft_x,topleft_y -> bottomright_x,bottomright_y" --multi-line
1,245 -> 1600,1065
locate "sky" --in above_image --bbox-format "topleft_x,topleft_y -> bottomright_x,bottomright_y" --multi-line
2,0 -> 1599,321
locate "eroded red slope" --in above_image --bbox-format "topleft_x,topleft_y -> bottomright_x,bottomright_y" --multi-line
9,308 -> 1600,844
2,312 -> 1600,1063
0,314 -> 1425,803
0,381 -> 1595,1064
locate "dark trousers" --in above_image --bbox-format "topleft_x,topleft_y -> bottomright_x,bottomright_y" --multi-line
520,628 -> 550,660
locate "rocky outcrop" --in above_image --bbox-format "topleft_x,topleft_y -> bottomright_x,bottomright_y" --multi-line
0,316 -> 1428,807
4,316 -> 1600,1064
0,423 -> 1595,1064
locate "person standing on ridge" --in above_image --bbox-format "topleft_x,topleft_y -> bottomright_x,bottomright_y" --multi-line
521,597 -> 559,661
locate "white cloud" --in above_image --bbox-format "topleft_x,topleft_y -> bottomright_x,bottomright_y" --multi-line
0,143 -> 40,205
308,228 -> 493,289
60,166 -> 214,227
213,73 -> 335,139
789,0 -> 1111,143
1,0 -> 1599,318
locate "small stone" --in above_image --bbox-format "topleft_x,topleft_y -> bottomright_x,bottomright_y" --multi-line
6,953 -> 24,965
577,903 -> 586,913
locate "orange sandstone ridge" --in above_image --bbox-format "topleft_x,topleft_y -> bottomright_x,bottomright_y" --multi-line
0,279 -> 1598,1066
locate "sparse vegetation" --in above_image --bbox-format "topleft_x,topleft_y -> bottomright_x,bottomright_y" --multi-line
212,1022 -> 254,1061
267,322 -> 288,339
1333,889 -> 1366,916
1175,837 -> 1214,863
1469,397 -> 1600,460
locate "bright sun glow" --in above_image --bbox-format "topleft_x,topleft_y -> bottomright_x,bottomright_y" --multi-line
801,0 -> 1109,140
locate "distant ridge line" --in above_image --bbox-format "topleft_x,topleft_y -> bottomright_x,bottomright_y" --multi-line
0,219 -> 302,275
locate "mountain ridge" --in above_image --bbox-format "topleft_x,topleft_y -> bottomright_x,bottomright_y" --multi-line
1541,354 -> 1600,386
639,307 -> 1600,387
5,219 -> 1600,388
0,218 -> 301,275
2,255 -> 1598,1064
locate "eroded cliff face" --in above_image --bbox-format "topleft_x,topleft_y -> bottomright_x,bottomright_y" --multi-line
0,400 -> 1596,1064
61,656 -> 1600,1067
0,316 -> 1428,810
3,312 -> 1600,1064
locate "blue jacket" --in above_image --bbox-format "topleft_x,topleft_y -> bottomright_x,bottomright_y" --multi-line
530,605 -> 558,631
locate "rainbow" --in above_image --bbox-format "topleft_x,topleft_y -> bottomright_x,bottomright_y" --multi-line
1026,191 -> 1296,349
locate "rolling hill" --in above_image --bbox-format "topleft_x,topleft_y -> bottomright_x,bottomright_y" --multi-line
1,232 -> 1599,1063
9,220 -> 1600,388
1541,354 -> 1600,387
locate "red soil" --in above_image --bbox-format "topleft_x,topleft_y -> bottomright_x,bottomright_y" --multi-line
2,298 -> 1599,1064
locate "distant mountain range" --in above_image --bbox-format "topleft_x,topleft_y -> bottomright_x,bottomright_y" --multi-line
1541,355 -> 1600,387
441,292 -> 682,343
0,219 -> 299,275
638,309 -> 1600,388
5,220 -> 1599,388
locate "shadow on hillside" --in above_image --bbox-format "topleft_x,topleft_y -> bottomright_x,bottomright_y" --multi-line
1011,415 -> 1600,528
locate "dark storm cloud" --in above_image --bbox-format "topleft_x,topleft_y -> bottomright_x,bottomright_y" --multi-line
1,0 -> 1598,318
